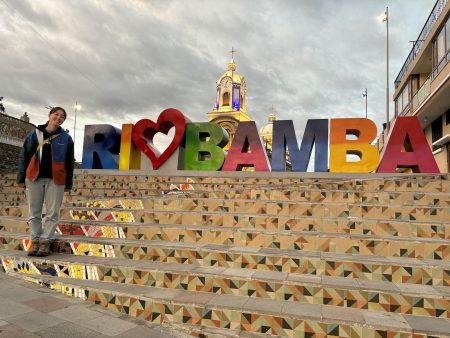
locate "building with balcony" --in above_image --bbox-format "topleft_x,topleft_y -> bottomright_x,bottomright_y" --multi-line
387,0 -> 450,172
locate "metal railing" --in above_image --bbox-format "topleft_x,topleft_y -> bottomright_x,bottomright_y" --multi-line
411,75 -> 432,112
394,0 -> 448,88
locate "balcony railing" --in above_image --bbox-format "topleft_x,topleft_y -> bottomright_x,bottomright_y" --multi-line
394,0 -> 448,88
411,75 -> 431,112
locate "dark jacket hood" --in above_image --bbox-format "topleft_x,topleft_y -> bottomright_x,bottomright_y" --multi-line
37,123 -> 64,134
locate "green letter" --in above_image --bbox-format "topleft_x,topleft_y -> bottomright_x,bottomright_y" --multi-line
184,122 -> 228,170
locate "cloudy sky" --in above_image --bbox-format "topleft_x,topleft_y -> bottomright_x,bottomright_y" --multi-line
0,0 -> 436,161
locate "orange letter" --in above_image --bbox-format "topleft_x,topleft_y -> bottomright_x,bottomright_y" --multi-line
329,118 -> 380,172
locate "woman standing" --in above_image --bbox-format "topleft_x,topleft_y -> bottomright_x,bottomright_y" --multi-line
17,107 -> 74,257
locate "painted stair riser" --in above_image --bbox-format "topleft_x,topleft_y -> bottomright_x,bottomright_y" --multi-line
0,230 -> 447,259
0,218 -> 450,240
1,173 -> 446,185
2,256 -> 447,318
15,276 -> 447,338
1,176 -> 448,193
2,206 -> 450,226
2,187 -> 449,206
68,191 -> 449,206
3,194 -> 450,219
1,204 -> 447,223
19,173 -> 450,185
1,238 -> 447,286
2,219 -> 447,239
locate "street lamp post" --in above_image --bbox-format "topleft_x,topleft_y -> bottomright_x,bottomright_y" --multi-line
384,7 -> 389,132
362,88 -> 368,118
73,102 -> 81,152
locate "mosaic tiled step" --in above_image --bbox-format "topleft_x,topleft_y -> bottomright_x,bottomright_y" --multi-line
1,232 -> 448,286
1,173 -> 448,207
65,174 -> 450,193
1,249 -> 447,318
6,271 -> 450,337
2,171 -> 446,184
4,191 -> 447,210
2,218 -> 450,260
48,180 -> 450,199
2,196 -> 449,223
3,219 -> 450,260
72,190 -> 450,206
57,199 -> 450,224
1,173 -> 448,192
2,189 -> 448,212
1,215 -> 447,240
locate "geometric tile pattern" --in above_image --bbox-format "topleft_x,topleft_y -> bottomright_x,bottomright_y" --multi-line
0,235 -> 448,286
1,255 -> 447,318
16,275 -> 447,337
0,172 -> 449,337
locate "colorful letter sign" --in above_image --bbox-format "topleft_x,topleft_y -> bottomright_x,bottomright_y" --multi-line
81,124 -> 121,169
222,121 -> 270,171
131,108 -> 188,170
184,122 -> 228,171
272,119 -> 328,172
377,116 -> 439,173
81,110 -> 441,174
329,118 -> 380,173
119,124 -> 141,170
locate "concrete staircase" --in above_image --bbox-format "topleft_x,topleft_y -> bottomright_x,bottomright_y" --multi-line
0,171 -> 449,337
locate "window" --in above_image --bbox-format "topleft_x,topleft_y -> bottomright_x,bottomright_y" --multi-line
447,20 -> 450,52
232,86 -> 240,110
432,116 -> 443,151
436,28 -> 446,63
433,16 -> 450,70
216,89 -> 220,109
222,92 -> 230,106
395,82 -> 410,116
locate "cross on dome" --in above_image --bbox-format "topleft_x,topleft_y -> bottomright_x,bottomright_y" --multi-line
229,46 -> 237,61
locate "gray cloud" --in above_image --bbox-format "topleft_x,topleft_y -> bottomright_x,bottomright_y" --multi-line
0,0 -> 436,161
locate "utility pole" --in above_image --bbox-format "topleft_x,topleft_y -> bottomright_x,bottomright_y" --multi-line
384,7 -> 390,132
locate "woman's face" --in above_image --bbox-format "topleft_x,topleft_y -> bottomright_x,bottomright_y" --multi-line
49,110 -> 66,127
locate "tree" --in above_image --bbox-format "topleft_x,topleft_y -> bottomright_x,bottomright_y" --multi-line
0,97 -> 5,114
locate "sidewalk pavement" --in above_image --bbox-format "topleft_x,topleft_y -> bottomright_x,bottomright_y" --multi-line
0,272 -> 183,338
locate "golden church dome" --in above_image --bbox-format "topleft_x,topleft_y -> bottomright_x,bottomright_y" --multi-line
260,113 -> 276,138
260,113 -> 276,151
208,53 -> 252,150
217,60 -> 246,86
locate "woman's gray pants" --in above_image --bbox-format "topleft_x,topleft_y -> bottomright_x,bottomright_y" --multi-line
25,178 -> 65,240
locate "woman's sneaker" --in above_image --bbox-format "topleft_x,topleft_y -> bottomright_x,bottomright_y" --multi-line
27,239 -> 40,256
36,239 -> 51,257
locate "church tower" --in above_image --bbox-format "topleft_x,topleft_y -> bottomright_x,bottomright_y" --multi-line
207,50 -> 252,150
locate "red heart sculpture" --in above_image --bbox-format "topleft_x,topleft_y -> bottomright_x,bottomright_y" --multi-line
132,108 -> 188,169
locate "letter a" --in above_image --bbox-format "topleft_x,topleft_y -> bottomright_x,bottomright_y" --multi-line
377,116 -> 439,173
222,121 -> 270,171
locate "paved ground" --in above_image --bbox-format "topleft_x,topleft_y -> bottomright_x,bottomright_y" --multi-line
0,272 -> 184,338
